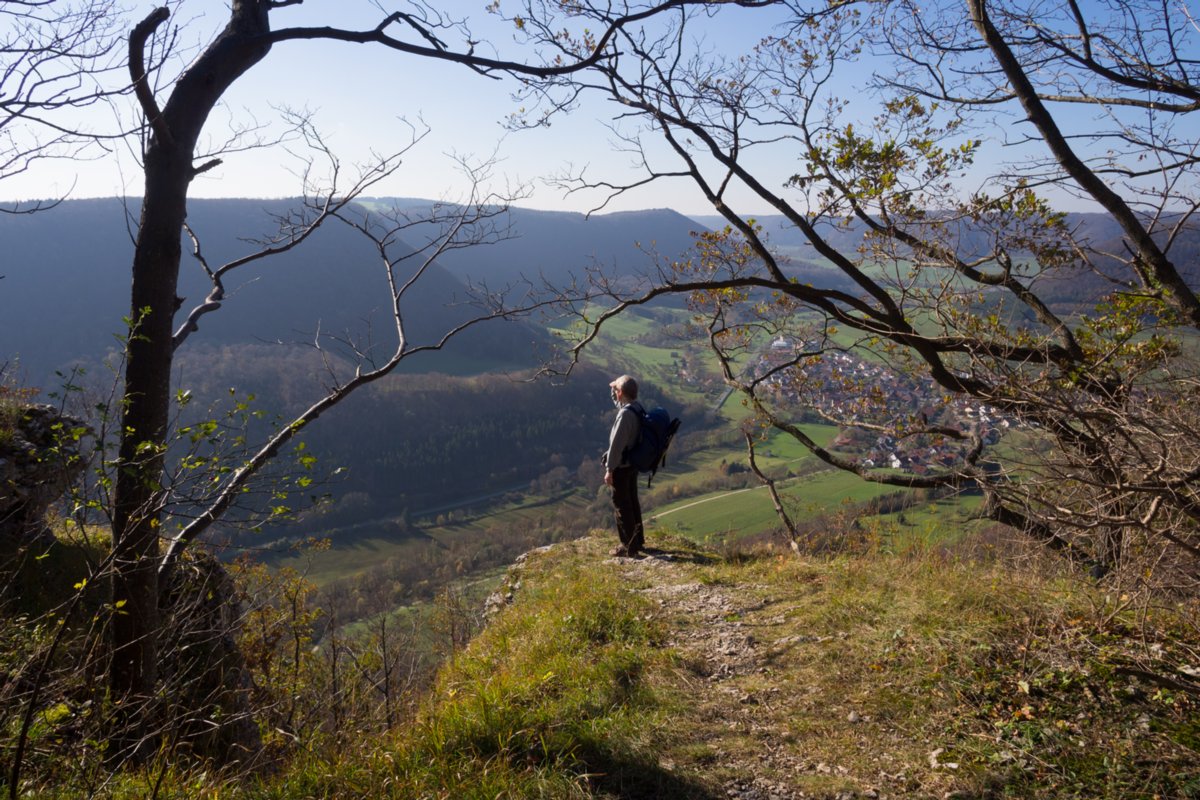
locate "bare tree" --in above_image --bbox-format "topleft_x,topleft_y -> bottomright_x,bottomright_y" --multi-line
0,0 -> 129,212
93,0 -> 720,765
506,1 -> 1199,581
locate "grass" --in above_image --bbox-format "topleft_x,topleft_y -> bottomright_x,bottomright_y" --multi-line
19,533 -> 1200,799
264,415 -> 846,588
267,301 -> 900,591
265,490 -> 592,586
630,535 -> 1198,799
261,421 -> 846,589
860,493 -> 986,550
756,426 -> 841,459
261,409 -> 869,586
0,527 -> 108,615
650,468 -> 906,542
0,384 -> 39,448
648,424 -> 837,495
255,543 -> 691,799
560,306 -> 724,408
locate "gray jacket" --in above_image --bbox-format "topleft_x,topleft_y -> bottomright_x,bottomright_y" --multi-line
604,401 -> 644,471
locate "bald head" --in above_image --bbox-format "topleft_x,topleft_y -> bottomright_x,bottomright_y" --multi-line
609,374 -> 638,400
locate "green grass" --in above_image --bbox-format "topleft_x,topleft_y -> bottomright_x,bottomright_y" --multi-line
0,528 -> 108,615
217,536 -> 1200,797
269,426 -> 844,585
754,426 -> 840,460
255,545 -> 690,799
558,306 -> 724,408
394,351 -> 535,376
425,491 -> 586,540
0,385 -> 40,448
650,468 -> 903,542
859,494 -> 985,549
265,416 -> 847,588
655,537 -> 1197,799
267,491 -> 592,586
25,540 -> 680,799
20,534 -> 1200,799
265,527 -> 429,586
654,424 -> 837,486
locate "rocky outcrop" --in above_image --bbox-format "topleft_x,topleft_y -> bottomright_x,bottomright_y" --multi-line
483,544 -> 554,618
159,553 -> 264,765
0,404 -> 88,547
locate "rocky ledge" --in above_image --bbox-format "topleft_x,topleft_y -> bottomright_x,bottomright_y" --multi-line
0,404 -> 88,547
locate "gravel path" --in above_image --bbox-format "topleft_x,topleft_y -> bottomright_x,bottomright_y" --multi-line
612,551 -> 838,800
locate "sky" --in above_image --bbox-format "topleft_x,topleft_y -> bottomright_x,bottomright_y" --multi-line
2,1 -> 1161,217
3,1 -> 792,216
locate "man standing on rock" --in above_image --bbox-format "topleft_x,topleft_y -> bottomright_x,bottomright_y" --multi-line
603,374 -> 645,558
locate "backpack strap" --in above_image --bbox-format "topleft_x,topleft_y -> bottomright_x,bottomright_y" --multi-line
645,417 -> 682,488
617,401 -> 646,467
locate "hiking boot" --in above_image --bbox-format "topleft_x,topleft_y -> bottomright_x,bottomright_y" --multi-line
610,545 -> 629,557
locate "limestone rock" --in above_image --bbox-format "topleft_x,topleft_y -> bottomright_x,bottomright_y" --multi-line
0,404 -> 88,547
159,553 -> 263,764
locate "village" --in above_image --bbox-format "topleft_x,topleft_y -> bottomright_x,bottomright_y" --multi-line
752,336 -> 1018,475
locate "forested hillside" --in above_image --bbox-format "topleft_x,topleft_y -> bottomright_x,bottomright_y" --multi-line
230,363 -> 616,534
691,212 -> 1200,308
1,198 -> 705,387
1,199 -> 535,383
0,197 -> 719,567
374,200 -> 703,287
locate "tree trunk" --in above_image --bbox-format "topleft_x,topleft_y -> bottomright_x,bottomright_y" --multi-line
109,1 -> 273,762
108,143 -> 191,760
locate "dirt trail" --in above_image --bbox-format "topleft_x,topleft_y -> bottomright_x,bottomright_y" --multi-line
612,551 -> 861,800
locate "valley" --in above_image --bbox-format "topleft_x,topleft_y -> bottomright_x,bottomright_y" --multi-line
254,302 -> 987,635
0,196 -> 1031,639
3,1 -> 1197,792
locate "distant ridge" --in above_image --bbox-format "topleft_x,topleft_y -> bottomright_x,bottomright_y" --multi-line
5,197 -> 532,383
687,212 -> 1200,305
17,202 -> 1189,388
366,199 -> 707,287
2,198 -> 705,384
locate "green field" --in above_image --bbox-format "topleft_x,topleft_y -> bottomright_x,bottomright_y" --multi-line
555,306 -> 724,408
860,494 -> 985,548
649,467 -> 904,542
269,529 -> 428,587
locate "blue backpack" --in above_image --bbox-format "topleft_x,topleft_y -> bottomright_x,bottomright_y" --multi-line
626,406 -> 682,487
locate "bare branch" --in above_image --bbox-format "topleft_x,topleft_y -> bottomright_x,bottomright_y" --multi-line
128,6 -> 171,147
160,159 -> 555,572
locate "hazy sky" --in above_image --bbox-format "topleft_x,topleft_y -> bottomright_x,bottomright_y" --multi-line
4,2 -> 794,216
2,1 -> 1126,216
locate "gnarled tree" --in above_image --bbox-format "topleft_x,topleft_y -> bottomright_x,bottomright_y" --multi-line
506,0 -> 1199,585
103,0 -> 709,765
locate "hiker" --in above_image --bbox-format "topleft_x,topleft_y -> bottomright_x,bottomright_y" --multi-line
602,374 -> 645,558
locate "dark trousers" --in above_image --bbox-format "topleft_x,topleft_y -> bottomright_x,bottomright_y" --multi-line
611,466 -> 644,553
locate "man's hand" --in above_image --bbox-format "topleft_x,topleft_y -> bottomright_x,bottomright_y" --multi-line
604,470 -> 614,487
